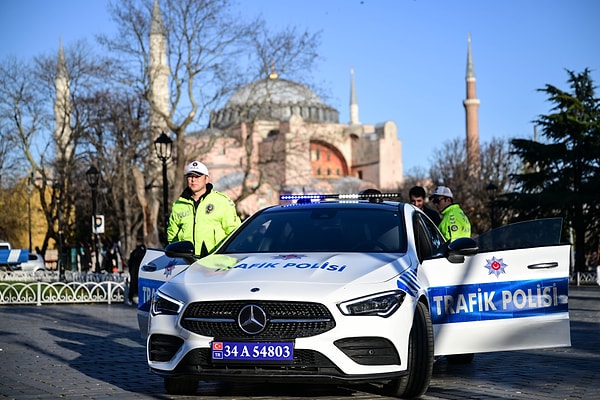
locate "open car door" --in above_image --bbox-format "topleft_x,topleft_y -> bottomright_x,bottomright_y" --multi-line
420,218 -> 571,356
137,248 -> 191,338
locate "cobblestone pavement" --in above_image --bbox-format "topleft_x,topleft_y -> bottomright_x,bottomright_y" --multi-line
1,286 -> 598,400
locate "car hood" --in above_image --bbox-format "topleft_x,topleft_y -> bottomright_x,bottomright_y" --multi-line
163,252 -> 411,301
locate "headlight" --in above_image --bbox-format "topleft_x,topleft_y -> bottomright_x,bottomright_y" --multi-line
151,291 -> 184,316
338,291 -> 406,317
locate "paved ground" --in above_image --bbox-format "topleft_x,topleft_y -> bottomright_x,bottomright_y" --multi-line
1,286 -> 599,400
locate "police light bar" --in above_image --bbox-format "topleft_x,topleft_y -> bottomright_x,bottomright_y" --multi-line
280,190 -> 403,202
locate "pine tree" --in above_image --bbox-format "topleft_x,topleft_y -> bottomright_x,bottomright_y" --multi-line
510,69 -> 600,273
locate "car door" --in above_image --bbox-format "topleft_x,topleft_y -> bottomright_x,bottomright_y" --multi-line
419,218 -> 571,356
137,248 -> 191,338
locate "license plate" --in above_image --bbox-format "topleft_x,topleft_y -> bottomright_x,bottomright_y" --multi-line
211,341 -> 294,362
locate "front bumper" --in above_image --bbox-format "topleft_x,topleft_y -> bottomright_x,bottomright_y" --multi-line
147,298 -> 415,381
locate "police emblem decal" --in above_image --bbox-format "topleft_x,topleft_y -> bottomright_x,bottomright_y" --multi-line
273,254 -> 306,260
484,256 -> 508,278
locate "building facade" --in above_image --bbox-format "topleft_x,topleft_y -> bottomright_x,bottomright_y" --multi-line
185,72 -> 404,216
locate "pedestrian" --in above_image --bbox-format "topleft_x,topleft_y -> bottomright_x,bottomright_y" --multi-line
167,160 -> 241,256
126,239 -> 146,306
429,186 -> 471,241
408,185 -> 441,225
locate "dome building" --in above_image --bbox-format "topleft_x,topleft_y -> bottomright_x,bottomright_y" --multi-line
210,76 -> 340,128
146,0 -> 403,217
188,70 -> 404,216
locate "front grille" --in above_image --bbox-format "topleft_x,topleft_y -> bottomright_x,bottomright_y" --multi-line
180,301 -> 335,339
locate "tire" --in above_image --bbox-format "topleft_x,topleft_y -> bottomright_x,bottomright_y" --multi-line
383,300 -> 434,399
446,353 -> 475,364
164,376 -> 199,395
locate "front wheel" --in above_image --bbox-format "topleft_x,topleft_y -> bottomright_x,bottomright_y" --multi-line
164,376 -> 199,395
383,300 -> 434,398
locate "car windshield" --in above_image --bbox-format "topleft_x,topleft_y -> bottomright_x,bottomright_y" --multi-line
222,206 -> 407,253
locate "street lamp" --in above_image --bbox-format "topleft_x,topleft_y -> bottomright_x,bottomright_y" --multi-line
86,166 -> 101,273
27,173 -> 33,253
485,182 -> 498,229
53,181 -> 64,281
154,132 -> 173,238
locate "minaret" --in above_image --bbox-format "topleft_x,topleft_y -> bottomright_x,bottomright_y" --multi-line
349,67 -> 360,125
54,39 -> 72,163
149,0 -> 169,134
463,33 -> 480,173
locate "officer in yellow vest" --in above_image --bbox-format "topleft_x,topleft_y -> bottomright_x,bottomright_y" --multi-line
429,186 -> 471,241
167,161 -> 241,256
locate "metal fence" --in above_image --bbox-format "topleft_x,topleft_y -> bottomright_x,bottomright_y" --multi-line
571,271 -> 599,286
0,270 -> 130,306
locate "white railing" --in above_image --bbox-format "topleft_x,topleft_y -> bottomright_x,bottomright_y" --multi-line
0,270 -> 130,306
570,271 -> 599,286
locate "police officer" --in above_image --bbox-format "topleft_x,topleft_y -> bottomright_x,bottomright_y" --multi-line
429,186 -> 471,241
167,161 -> 241,256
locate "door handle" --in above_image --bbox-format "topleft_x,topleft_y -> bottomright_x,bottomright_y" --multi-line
527,262 -> 559,269
141,264 -> 156,272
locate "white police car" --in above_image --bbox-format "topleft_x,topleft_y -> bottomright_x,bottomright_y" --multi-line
138,192 -> 570,398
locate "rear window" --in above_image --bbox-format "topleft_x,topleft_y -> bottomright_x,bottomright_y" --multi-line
223,207 -> 406,253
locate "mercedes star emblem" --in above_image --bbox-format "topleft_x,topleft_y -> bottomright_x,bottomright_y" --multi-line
238,304 -> 268,335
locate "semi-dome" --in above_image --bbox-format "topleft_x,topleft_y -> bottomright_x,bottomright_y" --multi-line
209,76 -> 339,129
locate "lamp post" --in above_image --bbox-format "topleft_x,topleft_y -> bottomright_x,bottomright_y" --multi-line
27,172 -> 33,253
485,182 -> 498,229
154,132 -> 173,238
86,166 -> 101,273
53,181 -> 64,281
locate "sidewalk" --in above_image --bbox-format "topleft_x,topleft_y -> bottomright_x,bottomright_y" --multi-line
0,286 -> 599,399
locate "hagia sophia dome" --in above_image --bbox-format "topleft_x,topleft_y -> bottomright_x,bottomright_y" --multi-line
209,75 -> 340,129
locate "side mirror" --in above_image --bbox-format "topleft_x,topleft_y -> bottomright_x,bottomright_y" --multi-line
446,237 -> 478,263
165,241 -> 197,264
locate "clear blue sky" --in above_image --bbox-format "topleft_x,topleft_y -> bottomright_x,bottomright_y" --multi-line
1,0 -> 599,174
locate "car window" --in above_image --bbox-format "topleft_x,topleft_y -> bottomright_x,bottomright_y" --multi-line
413,211 -> 445,260
222,207 -> 407,253
476,217 -> 563,252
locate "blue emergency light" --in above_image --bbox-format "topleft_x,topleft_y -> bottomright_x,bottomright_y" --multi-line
280,190 -> 402,203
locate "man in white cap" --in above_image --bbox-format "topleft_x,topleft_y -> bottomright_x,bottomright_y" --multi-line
167,161 -> 241,256
429,186 -> 471,241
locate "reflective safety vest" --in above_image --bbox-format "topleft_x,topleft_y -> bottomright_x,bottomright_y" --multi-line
439,203 -> 471,241
167,185 -> 241,256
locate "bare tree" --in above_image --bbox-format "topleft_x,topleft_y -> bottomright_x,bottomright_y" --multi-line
99,0 -> 321,243
32,41 -> 119,260
0,55 -> 58,251
429,137 -> 518,235
96,0 -> 250,246
0,39 -> 123,263
0,56 -> 32,242
78,88 -> 151,256
211,25 -> 322,215
0,56 -> 48,176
